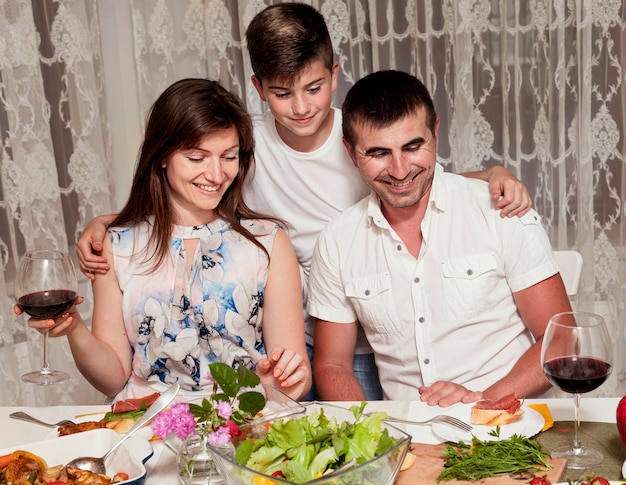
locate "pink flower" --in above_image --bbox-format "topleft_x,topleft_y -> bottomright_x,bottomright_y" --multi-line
207,425 -> 232,446
216,401 -> 232,419
150,403 -> 196,440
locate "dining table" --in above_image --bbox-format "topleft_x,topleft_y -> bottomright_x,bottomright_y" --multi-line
1,397 -> 625,484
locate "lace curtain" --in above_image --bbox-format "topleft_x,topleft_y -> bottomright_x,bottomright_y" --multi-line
0,0 -> 624,405
0,0 -> 110,405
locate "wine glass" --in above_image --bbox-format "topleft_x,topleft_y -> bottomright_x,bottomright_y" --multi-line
14,250 -> 78,385
541,311 -> 613,469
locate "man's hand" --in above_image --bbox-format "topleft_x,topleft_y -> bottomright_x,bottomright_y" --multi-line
418,381 -> 483,407
486,166 -> 532,218
76,214 -> 117,280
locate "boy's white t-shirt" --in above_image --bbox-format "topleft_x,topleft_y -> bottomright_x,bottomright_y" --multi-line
246,108 -> 373,353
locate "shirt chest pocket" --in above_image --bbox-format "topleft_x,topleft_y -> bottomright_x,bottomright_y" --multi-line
441,253 -> 498,321
345,273 -> 401,334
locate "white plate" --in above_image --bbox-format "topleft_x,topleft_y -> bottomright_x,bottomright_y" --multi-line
432,404 -> 545,443
0,428 -> 152,485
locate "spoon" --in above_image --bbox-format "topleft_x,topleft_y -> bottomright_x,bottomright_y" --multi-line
66,383 -> 180,475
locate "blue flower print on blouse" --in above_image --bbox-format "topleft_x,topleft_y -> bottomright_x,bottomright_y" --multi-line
110,218 -> 277,392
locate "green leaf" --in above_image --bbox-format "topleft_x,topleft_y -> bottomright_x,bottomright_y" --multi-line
237,390 -> 266,416
237,365 -> 261,388
208,362 -> 239,397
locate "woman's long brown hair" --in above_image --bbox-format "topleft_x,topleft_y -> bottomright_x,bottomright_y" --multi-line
111,78 -> 278,271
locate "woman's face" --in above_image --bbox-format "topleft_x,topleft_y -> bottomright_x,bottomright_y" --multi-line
164,126 -> 240,226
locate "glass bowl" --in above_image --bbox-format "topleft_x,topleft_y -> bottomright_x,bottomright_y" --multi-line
208,401 -> 411,485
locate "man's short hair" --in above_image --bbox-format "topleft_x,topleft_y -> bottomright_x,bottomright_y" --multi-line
245,2 -> 334,86
342,70 -> 438,147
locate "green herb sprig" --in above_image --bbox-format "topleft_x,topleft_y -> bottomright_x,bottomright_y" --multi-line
437,427 -> 552,481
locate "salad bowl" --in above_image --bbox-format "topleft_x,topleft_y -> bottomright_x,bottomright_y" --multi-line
208,401 -> 411,485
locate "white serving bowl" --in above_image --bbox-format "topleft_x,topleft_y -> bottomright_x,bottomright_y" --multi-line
0,428 -> 152,485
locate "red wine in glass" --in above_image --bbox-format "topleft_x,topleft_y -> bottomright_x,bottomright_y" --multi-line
18,289 -> 77,319
14,250 -> 78,385
543,356 -> 611,394
541,312 -> 613,469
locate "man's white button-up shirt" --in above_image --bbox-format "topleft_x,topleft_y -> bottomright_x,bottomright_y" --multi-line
308,164 -> 559,400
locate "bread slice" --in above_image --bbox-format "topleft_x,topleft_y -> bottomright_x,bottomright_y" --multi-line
471,393 -> 524,426
104,417 -> 137,433
471,407 -> 524,426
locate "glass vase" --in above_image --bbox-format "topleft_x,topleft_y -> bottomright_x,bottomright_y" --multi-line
176,434 -> 228,485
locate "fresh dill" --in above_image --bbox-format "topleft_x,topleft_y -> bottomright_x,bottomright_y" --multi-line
437,427 -> 552,481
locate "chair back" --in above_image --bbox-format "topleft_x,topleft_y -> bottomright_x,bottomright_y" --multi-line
553,250 -> 583,297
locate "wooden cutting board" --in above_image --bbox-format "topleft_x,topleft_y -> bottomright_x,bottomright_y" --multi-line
395,443 -> 567,484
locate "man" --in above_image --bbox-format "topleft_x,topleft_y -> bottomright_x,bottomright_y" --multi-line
307,70 -> 571,406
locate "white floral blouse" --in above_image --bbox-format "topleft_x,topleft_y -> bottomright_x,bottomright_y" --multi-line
109,217 -> 278,399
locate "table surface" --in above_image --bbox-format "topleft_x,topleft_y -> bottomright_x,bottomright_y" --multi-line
1,397 -> 622,484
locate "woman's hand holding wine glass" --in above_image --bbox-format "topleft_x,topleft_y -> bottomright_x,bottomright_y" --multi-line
541,311 -> 613,469
13,250 -> 80,385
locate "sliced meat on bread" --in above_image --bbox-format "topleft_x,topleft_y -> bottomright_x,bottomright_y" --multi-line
471,393 -> 524,426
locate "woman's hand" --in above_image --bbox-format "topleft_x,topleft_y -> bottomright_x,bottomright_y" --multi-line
418,380 -> 483,407
14,296 -> 85,338
256,345 -> 311,399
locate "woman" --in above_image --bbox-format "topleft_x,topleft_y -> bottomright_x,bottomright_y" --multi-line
19,79 -> 311,401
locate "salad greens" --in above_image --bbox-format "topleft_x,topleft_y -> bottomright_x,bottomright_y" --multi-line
233,402 -> 398,484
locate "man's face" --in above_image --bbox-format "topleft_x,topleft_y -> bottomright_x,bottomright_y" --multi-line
251,60 -> 338,149
345,108 -> 440,213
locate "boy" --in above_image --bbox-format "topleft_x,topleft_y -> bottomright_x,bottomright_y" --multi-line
77,2 -> 531,401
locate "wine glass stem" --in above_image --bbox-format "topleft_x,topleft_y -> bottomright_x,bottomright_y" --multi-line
40,328 -> 52,375
572,393 -> 582,451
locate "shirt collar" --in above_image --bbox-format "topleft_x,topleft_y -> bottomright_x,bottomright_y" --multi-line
366,163 -> 447,228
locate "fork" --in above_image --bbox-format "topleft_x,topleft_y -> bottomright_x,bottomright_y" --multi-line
374,414 -> 473,432
10,411 -> 75,428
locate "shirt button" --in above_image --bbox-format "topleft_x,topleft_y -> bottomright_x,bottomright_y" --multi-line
418,317 -> 425,323
364,290 -> 370,296
413,277 -> 420,283
466,269 -> 473,276
396,244 -> 402,251
423,358 -> 430,365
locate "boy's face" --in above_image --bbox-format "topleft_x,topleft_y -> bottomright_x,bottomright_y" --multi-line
252,60 -> 338,149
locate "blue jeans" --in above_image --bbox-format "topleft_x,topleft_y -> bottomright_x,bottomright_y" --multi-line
304,344 -> 383,401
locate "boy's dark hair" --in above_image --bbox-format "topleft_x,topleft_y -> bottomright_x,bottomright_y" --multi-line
342,70 -> 438,147
246,2 -> 334,85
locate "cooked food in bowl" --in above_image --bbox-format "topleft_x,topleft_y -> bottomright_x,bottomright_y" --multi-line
0,449 -> 128,485
0,428 -> 152,485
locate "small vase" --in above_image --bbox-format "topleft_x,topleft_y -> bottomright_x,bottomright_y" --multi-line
176,435 -> 227,485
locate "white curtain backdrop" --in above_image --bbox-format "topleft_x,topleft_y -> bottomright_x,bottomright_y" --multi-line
0,0 -> 624,405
